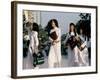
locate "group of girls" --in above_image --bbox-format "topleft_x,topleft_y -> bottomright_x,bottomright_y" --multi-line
28,19 -> 89,68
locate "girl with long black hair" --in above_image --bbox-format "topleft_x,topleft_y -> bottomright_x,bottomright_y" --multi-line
65,23 -> 86,67
47,19 -> 61,68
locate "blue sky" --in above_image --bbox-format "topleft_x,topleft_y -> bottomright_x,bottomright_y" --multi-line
40,11 -> 81,35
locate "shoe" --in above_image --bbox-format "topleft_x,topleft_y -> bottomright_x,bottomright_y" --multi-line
33,64 -> 36,67
33,66 -> 39,69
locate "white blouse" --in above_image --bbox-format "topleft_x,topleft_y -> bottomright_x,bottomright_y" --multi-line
29,31 -> 39,53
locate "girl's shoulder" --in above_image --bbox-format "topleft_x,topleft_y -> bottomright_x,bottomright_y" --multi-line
55,27 -> 61,32
50,27 -> 60,33
50,28 -> 56,33
67,32 -> 78,37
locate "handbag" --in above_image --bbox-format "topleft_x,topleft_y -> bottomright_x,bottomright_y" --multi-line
66,36 -> 77,49
76,38 -> 86,51
36,52 -> 44,65
33,52 -> 44,65
50,31 -> 58,40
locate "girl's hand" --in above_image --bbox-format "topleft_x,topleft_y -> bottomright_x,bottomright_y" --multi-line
79,46 -> 84,51
75,36 -> 80,41
52,40 -> 60,45
51,41 -> 55,45
54,40 -> 60,43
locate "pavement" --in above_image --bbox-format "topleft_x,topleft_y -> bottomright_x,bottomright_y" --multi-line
23,52 -> 69,69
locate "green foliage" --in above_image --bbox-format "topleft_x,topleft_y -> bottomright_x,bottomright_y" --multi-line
61,33 -> 68,55
38,25 -> 49,52
76,13 -> 91,38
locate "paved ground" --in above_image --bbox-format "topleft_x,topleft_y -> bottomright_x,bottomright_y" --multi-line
23,52 -> 69,69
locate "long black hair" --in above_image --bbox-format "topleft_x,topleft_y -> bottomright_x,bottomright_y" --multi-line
48,19 -> 59,29
46,19 -> 59,35
32,23 -> 39,32
69,23 -> 77,36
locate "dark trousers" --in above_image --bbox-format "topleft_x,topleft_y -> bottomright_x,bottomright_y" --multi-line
32,53 -> 37,67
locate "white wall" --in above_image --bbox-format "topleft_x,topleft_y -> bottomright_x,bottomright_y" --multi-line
0,0 -> 100,80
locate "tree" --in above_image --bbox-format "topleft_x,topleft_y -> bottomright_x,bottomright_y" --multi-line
76,13 -> 91,39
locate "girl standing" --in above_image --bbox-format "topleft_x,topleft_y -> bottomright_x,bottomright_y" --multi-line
28,23 -> 39,68
78,29 -> 89,66
48,19 -> 61,68
65,23 -> 85,67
